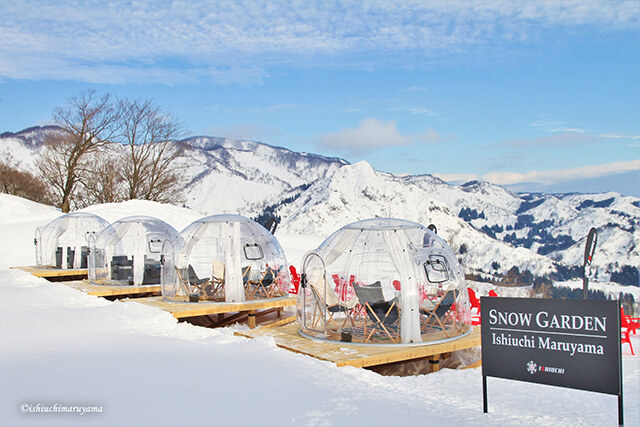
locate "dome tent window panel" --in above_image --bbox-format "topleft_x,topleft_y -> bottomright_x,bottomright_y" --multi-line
299,218 -> 471,346
424,254 -> 450,283
148,236 -> 163,254
34,212 -> 109,269
162,214 -> 291,304
244,243 -> 264,260
88,216 -> 178,287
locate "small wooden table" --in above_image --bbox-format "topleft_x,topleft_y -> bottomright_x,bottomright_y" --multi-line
62,280 -> 162,298
133,296 -> 297,328
10,265 -> 88,281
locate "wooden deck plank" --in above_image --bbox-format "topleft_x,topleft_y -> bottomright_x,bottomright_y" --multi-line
235,323 -> 481,368
62,280 -> 161,297
11,265 -> 87,279
132,296 -> 297,319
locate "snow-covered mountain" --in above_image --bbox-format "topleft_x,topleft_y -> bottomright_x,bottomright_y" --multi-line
275,161 -> 557,277
0,126 -> 64,168
0,126 -> 348,217
177,135 -> 347,216
273,162 -> 638,284
1,126 -> 638,286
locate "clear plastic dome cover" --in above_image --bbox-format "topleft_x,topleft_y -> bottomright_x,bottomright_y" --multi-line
162,214 -> 290,303
299,218 -> 471,345
88,216 -> 178,286
35,212 -> 109,269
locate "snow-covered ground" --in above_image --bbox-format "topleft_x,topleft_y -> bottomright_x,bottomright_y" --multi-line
0,194 -> 638,426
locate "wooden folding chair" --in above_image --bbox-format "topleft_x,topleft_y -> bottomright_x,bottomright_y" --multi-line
306,273 -> 359,330
174,267 -> 191,299
353,282 -> 399,343
420,289 -> 460,337
246,267 -> 276,299
193,260 -> 223,300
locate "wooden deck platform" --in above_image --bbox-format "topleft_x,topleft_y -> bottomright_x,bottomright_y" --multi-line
132,296 -> 297,328
235,321 -> 481,370
62,280 -> 162,297
11,265 -> 88,281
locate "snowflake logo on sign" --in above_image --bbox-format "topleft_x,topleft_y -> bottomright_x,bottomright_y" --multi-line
526,360 -> 537,374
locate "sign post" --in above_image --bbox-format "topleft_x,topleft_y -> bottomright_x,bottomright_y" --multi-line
481,297 -> 623,425
583,227 -> 597,299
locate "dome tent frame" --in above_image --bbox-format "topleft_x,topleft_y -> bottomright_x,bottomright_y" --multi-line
35,212 -> 109,270
88,215 -> 179,286
161,214 -> 291,304
299,218 -> 471,346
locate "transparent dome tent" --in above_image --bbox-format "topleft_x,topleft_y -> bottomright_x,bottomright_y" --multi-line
162,214 -> 291,303
299,218 -> 471,346
88,216 -> 179,286
35,212 -> 109,269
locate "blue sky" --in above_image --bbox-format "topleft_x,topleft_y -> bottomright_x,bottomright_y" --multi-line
1,0 -> 639,196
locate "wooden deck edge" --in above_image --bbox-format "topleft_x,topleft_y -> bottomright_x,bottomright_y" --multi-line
258,315 -> 297,329
60,280 -> 161,297
335,336 -> 482,368
235,324 -> 482,369
133,296 -> 297,319
463,359 -> 483,370
9,265 -> 87,281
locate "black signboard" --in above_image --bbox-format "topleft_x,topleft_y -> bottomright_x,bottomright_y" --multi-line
481,297 -> 623,424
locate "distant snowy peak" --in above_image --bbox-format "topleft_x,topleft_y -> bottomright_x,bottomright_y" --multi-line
180,135 -> 349,167
450,186 -> 639,281
0,125 -> 65,148
276,162 -> 556,275
174,135 -> 349,217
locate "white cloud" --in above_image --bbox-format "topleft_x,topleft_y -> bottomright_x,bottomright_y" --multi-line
315,119 -> 406,154
436,159 -> 640,188
506,131 -> 597,147
550,127 -> 585,133
599,133 -> 640,140
482,159 -> 640,186
314,118 -> 440,155
1,0 -> 637,84
518,119 -> 640,147
390,106 -> 440,117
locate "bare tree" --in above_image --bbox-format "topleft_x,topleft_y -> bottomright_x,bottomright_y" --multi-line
77,148 -> 127,206
37,90 -> 120,212
117,98 -> 186,203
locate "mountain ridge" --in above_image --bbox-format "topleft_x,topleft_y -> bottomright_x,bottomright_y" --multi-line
1,125 -> 638,287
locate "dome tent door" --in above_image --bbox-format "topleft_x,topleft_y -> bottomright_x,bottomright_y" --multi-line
34,228 -> 42,266
301,251 -> 329,334
161,240 -> 177,299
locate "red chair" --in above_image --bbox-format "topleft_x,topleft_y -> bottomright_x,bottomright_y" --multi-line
332,274 -> 356,301
288,265 -> 301,294
621,307 -> 640,335
621,307 -> 639,355
392,280 -> 401,291
332,274 -> 346,300
488,290 -> 498,297
467,288 -> 481,326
